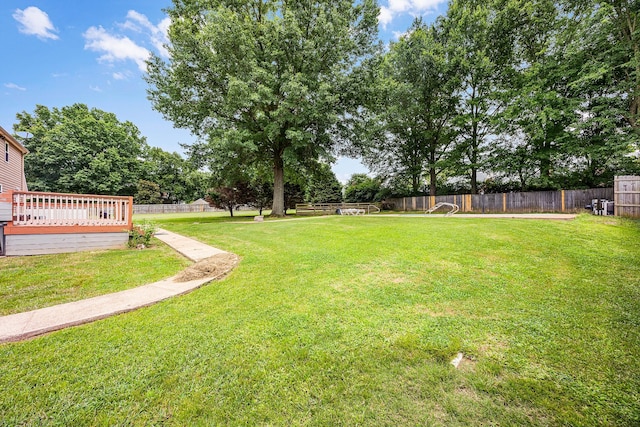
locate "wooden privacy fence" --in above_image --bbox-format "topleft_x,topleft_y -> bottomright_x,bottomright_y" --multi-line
386,188 -> 614,214
614,176 -> 640,218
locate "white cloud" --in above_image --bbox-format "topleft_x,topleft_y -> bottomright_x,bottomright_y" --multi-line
154,18 -> 171,58
89,85 -> 103,92
378,7 -> 394,27
13,7 -> 59,40
83,11 -> 171,73
83,26 -> 150,72
123,11 -> 170,58
378,0 -> 447,28
389,0 -> 412,13
4,83 -> 26,91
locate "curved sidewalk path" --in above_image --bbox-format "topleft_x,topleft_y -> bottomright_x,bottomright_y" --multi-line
0,229 -> 228,344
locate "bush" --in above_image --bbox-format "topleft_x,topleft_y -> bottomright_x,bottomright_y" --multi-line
128,220 -> 157,248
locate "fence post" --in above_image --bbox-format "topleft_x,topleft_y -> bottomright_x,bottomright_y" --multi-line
127,197 -> 134,230
614,177 -> 618,216
502,193 -> 506,212
561,190 -> 565,212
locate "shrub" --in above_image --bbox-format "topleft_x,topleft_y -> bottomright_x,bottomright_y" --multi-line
128,220 -> 157,248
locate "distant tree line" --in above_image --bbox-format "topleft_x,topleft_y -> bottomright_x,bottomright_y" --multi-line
145,0 -> 638,212
353,0 -> 640,196
11,103 -> 346,207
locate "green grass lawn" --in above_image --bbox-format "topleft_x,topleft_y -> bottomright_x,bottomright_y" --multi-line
0,238 -> 190,315
0,214 -> 638,425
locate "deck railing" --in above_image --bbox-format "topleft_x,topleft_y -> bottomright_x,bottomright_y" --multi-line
11,191 -> 133,228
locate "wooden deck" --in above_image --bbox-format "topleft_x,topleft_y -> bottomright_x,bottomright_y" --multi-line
0,190 -> 133,256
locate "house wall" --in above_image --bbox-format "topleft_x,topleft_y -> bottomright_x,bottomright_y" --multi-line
0,140 -> 26,193
5,232 -> 129,256
0,201 -> 10,222
0,124 -> 28,193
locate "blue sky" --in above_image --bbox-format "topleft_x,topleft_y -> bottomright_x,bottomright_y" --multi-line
0,0 -> 448,183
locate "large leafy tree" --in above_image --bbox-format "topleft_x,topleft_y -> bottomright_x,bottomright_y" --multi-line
475,0 -> 587,190
305,163 -> 343,203
497,0 -> 578,189
13,104 -> 147,196
360,19 -> 460,196
444,0 -> 513,193
146,0 -> 379,216
492,0 -> 640,188
560,0 -> 640,185
572,0 -> 639,133
143,147 -> 207,203
343,173 -> 382,202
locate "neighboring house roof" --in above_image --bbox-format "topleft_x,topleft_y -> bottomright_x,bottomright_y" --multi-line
190,198 -> 209,205
0,125 -> 29,155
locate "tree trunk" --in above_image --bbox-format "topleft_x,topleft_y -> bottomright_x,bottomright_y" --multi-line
470,114 -> 479,194
411,174 -> 420,195
540,152 -> 552,182
429,146 -> 437,196
429,167 -> 437,196
471,167 -> 478,194
228,206 -> 234,217
271,153 -> 285,217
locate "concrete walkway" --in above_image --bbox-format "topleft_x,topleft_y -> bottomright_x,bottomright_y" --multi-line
0,229 -> 229,344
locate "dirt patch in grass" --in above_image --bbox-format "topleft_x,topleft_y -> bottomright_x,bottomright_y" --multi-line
173,252 -> 240,282
456,355 -> 477,372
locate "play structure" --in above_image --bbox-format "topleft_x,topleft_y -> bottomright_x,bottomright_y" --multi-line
425,202 -> 459,216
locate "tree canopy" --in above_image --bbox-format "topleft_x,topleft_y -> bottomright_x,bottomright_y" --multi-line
146,0 -> 379,216
357,0 -> 639,196
359,19 -> 460,196
14,0 -> 639,203
14,104 -> 147,196
12,103 -> 208,202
